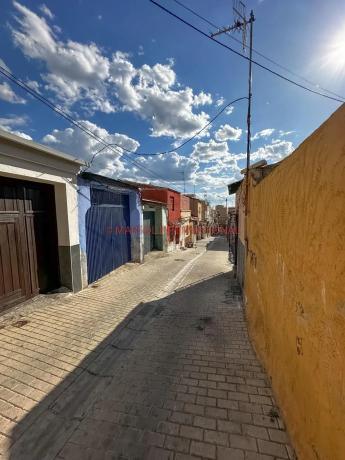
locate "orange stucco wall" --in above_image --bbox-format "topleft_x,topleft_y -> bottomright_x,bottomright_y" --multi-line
245,104 -> 345,460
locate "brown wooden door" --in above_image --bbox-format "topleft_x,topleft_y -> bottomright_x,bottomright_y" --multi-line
0,213 -> 28,310
0,177 -> 59,313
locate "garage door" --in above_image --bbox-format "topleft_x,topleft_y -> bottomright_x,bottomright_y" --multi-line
85,187 -> 131,284
0,178 -> 60,313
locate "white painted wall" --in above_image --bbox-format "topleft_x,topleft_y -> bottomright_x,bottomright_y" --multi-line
0,134 -> 82,247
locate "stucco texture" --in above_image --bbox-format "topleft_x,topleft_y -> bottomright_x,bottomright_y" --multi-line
245,104 -> 345,460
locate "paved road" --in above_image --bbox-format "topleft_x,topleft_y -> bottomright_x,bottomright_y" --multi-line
0,237 -> 295,460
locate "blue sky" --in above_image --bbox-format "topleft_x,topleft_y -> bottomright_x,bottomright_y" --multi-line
1,0 -> 345,204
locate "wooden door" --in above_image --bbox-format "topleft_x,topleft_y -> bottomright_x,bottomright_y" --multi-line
0,213 -> 28,310
0,177 -> 59,313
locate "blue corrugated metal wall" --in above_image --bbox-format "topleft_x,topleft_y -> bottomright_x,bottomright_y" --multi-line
86,187 -> 131,283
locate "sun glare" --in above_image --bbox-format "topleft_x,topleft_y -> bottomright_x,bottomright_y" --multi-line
323,26 -> 345,76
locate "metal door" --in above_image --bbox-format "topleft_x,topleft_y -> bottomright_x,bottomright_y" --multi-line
86,188 -> 131,283
143,211 -> 155,255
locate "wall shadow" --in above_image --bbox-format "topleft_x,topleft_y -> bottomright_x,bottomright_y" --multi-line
8,268 -> 242,460
206,238 -> 230,252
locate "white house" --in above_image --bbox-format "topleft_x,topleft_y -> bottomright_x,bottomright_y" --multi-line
0,129 -> 84,313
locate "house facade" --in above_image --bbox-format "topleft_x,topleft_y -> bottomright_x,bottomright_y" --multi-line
180,195 -> 194,247
77,172 -> 143,286
200,200 -> 210,238
0,129 -> 83,313
187,195 -> 204,240
142,199 -> 168,254
140,185 -> 181,252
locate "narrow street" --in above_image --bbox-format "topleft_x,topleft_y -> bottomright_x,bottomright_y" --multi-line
0,237 -> 294,460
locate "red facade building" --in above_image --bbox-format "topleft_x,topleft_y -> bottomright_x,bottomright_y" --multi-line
140,185 -> 181,248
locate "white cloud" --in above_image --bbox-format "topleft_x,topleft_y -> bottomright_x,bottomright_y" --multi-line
190,139 -> 241,181
39,4 -> 54,20
0,114 -> 32,139
205,187 -> 235,206
126,153 -> 198,184
11,3 -> 212,139
42,121 -> 202,187
278,129 -> 294,137
215,97 -> 225,107
215,124 -> 242,142
0,114 -> 28,129
0,58 -> 11,72
110,52 -> 211,139
0,81 -> 26,104
193,172 -> 238,190
138,45 -> 144,56
191,139 -> 229,163
251,139 -> 294,163
193,91 -> 212,107
25,79 -> 41,92
12,1 -> 114,112
13,131 -> 33,140
225,106 -> 234,115
251,128 -> 275,141
42,121 -> 140,175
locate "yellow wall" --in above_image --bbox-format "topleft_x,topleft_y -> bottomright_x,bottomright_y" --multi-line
245,104 -> 345,460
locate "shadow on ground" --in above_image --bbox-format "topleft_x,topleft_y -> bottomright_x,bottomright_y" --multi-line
8,267 -> 244,460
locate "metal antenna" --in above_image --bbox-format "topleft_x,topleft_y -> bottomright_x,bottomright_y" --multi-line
233,0 -> 247,51
211,0 -> 255,245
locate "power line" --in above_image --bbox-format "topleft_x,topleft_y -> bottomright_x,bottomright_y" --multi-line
0,64 -> 186,191
134,96 -> 247,156
150,0 -> 345,104
0,63 -> 245,167
88,97 -> 247,164
171,0 -> 345,101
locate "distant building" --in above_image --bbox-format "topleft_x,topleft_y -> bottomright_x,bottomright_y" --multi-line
215,205 -> 229,226
180,195 -> 194,247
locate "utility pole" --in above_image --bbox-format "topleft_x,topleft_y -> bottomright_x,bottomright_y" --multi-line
211,1 -> 255,220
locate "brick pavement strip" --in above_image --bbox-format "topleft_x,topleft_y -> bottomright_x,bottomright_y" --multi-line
0,237 -> 296,460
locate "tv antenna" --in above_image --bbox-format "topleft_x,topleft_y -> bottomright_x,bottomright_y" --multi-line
233,1 -> 247,51
211,0 -> 255,243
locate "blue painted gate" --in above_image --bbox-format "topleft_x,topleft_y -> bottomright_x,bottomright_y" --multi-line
86,187 -> 131,284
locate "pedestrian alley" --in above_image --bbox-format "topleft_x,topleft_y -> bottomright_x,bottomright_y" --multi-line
0,237 -> 295,460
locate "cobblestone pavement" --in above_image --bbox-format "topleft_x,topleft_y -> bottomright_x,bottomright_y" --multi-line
0,237 -> 295,460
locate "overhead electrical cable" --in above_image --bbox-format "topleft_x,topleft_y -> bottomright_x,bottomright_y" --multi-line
0,63 -> 246,170
171,0 -> 345,101
131,96 -> 248,156
150,0 -> 345,104
0,64 -> 186,191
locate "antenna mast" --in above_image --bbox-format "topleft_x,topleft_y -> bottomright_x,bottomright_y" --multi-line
211,0 -> 255,242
